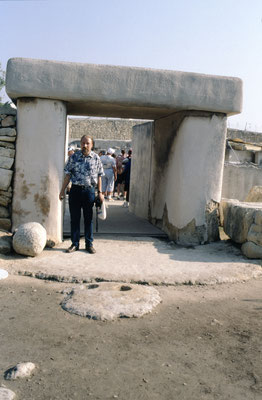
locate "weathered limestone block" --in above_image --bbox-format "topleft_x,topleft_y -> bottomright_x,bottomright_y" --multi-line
0,147 -> 15,158
221,199 -> 262,243
245,186 -> 262,202
0,168 -> 13,191
254,210 -> 262,225
0,188 -> 12,197
0,136 -> 16,142
247,223 -> 262,246
241,241 -> 262,259
0,230 -> 12,254
12,98 -> 66,244
0,140 -> 15,149
0,218 -> 11,231
0,206 -> 9,218
1,115 -> 16,127
6,57 -> 242,119
150,113 -> 227,245
13,222 -> 47,257
0,155 -> 14,169
0,128 -> 16,137
0,189 -> 12,207
0,195 -> 11,207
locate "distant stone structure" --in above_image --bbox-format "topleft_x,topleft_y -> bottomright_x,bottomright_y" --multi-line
222,128 -> 262,201
69,117 -> 135,154
69,117 -> 142,141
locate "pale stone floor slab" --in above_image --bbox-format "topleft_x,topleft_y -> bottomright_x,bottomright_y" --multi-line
61,282 -> 162,320
1,237 -> 262,286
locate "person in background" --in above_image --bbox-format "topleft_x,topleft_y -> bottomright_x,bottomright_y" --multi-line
100,148 -> 117,201
59,135 -> 104,254
115,149 -> 126,199
122,149 -> 132,207
99,150 -> 106,157
68,146 -> 75,158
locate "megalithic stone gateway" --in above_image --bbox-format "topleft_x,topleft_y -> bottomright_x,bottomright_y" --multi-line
6,58 -> 242,244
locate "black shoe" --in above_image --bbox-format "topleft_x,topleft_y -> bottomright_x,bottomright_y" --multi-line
85,245 -> 96,254
66,244 -> 79,253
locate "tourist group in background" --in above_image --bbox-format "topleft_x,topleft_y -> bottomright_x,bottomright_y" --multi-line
67,143 -> 132,208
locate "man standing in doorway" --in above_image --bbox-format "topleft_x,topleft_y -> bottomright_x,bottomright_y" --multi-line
59,135 -> 104,254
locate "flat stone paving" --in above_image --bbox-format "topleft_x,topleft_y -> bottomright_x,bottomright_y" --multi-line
2,236 -> 262,286
1,201 -> 262,286
63,197 -> 166,236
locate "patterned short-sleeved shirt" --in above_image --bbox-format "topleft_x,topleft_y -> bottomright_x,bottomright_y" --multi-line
64,150 -> 104,187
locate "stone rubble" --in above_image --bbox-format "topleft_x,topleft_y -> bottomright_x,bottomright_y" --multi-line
4,362 -> 36,380
12,222 -> 47,257
0,104 -> 16,232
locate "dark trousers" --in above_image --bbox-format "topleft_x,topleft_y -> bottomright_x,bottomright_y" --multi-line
69,185 -> 95,247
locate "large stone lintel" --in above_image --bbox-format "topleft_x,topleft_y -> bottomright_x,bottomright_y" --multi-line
6,58 -> 242,119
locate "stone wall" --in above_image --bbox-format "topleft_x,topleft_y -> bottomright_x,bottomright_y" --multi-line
0,104 -> 16,231
69,117 -> 147,141
222,129 -> 262,201
227,128 -> 262,145
222,162 -> 262,201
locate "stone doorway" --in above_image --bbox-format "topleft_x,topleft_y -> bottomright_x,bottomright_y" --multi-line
6,58 -> 242,245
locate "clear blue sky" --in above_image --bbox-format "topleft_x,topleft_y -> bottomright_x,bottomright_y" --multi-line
1,0 -> 262,131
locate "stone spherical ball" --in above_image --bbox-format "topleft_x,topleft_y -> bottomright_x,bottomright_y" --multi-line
13,222 -> 47,257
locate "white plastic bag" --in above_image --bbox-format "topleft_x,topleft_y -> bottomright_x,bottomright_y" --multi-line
97,201 -> 107,220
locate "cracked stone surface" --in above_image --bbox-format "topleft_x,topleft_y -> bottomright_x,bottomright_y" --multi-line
61,282 -> 162,320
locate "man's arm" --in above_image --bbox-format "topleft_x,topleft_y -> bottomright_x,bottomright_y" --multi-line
97,176 -> 104,202
59,174 -> 70,200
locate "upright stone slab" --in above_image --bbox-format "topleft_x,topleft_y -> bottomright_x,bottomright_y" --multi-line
149,112 -> 226,245
12,98 -> 67,243
130,122 -> 154,219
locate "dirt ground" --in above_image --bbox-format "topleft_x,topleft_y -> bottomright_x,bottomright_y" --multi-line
0,273 -> 262,400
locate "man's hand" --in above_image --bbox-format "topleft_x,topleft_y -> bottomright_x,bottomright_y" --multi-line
99,192 -> 104,203
59,174 -> 70,201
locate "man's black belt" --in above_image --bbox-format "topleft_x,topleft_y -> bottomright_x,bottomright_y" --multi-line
72,184 -> 94,189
